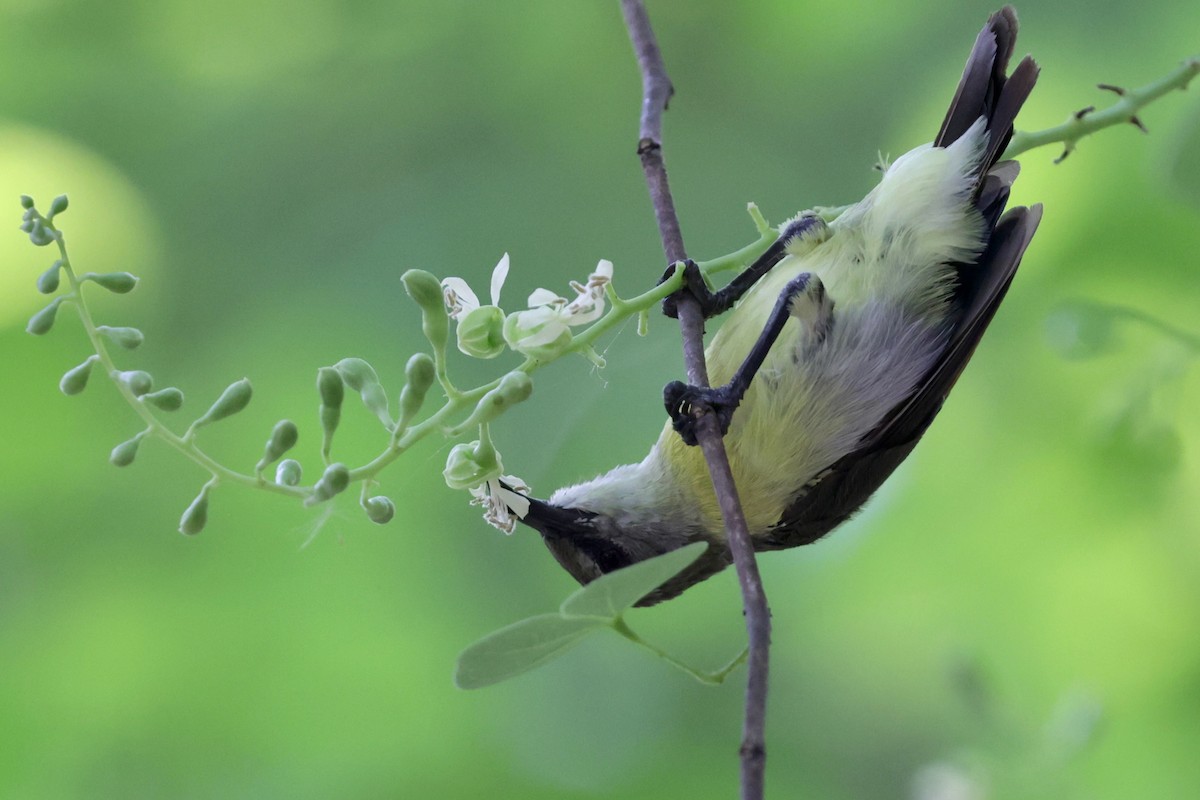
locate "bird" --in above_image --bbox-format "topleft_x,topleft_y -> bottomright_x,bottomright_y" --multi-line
513,7 -> 1042,605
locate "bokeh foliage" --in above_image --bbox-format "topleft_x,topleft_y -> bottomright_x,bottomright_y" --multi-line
2,1 -> 1198,798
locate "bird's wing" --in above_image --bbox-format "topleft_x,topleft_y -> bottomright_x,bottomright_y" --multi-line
761,204 -> 1042,550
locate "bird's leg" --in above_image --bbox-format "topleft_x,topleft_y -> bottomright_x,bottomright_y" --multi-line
664,272 -> 834,446
661,212 -> 828,320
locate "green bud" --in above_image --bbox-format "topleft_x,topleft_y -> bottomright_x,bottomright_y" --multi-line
116,370 -> 154,397
179,483 -> 212,535
19,195 -> 34,210
398,353 -> 436,426
401,269 -> 444,310
317,366 -> 344,408
363,495 -> 396,524
333,357 -> 378,392
28,219 -> 55,247
317,366 -> 344,458
110,431 -> 148,467
26,297 -> 64,335
496,371 -> 533,404
503,310 -> 573,361
306,463 -> 350,506
405,351 -> 436,388
37,260 -> 62,294
48,194 -> 68,217
257,419 -> 299,471
275,458 -> 303,486
141,387 -> 185,411
455,305 -> 507,359
402,269 -> 449,353
443,440 -> 501,490
451,371 -> 533,433
97,325 -> 144,350
335,358 -> 391,427
60,355 -> 99,395
361,383 -> 392,427
191,378 -> 252,430
83,272 -> 138,294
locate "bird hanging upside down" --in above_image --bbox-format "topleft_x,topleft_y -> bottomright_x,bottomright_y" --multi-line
514,7 -> 1042,604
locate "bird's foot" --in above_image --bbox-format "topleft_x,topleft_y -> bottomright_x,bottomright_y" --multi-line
663,380 -> 739,446
660,259 -> 719,320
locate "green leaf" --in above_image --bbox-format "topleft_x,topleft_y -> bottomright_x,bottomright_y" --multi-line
560,541 -> 708,620
455,613 -> 607,690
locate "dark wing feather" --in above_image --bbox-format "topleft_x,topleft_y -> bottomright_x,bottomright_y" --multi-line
761,6 -> 1041,551
762,206 -> 1042,549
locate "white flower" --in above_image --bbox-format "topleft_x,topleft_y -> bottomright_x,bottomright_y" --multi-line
442,253 -> 510,320
504,259 -> 614,359
469,474 -> 532,535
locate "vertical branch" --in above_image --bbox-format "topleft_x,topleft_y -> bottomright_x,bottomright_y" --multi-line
619,2 -> 772,798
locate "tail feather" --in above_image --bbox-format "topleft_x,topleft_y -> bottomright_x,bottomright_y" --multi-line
936,5 -> 1039,179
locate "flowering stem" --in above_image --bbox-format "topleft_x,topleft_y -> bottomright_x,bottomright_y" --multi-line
47,224 -> 306,500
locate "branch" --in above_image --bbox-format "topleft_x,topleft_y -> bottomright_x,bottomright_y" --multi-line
1005,57 -> 1200,163
618,2 -> 772,798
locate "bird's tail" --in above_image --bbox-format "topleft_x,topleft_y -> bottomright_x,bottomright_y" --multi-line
936,5 -> 1039,181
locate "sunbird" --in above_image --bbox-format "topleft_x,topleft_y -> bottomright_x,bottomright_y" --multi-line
516,7 -> 1041,603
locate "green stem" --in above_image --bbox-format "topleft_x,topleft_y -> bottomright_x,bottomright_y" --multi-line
611,616 -> 748,685
1004,58 -> 1200,162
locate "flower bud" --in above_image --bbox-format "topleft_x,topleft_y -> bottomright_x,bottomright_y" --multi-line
335,358 -> 391,427
37,261 -> 62,294
402,269 -> 449,352
116,370 -> 154,397
48,194 -> 69,217
333,357 -> 377,392
110,431 -> 148,467
142,387 -> 185,411
26,297 -> 64,335
402,269 -> 444,310
60,355 -> 99,396
84,272 -> 138,294
19,195 -> 34,210
443,441 -> 502,491
306,463 -> 350,505
496,371 -> 533,404
451,371 -> 533,433
256,419 -> 299,471
363,495 -> 395,524
503,308 -> 573,360
317,366 -> 344,407
97,325 -> 144,350
317,367 -> 344,458
190,378 -> 252,430
275,458 -> 303,486
398,353 -> 436,426
179,483 -> 212,535
28,220 -> 55,247
455,305 -> 507,359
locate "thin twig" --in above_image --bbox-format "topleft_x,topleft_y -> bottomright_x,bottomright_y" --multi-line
1004,57 -> 1199,163
618,2 -> 772,798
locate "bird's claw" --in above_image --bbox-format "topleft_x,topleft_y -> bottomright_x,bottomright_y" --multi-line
663,380 -> 738,446
660,260 -> 713,319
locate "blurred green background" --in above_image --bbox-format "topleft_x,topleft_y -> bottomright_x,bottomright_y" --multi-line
2,1 -> 1198,798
